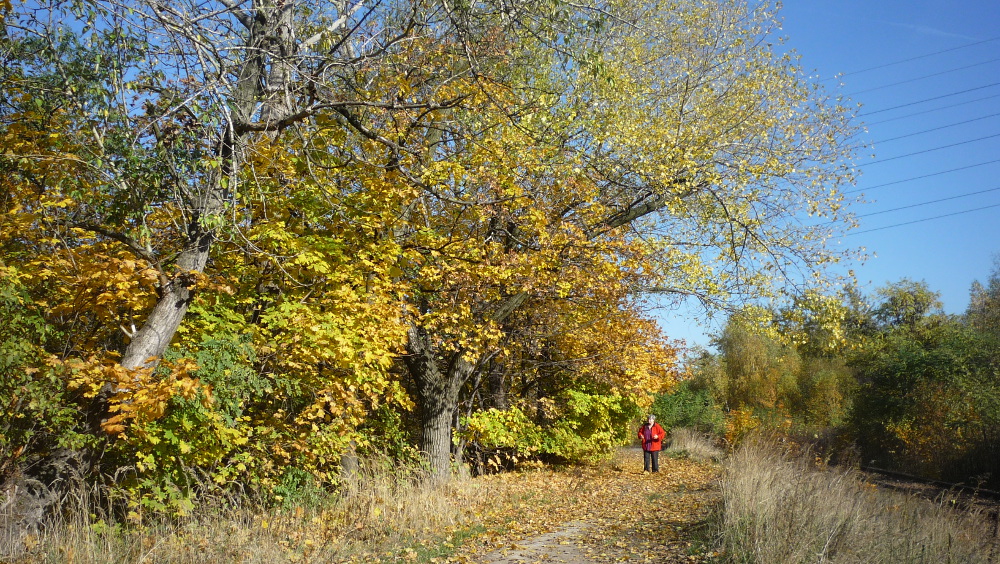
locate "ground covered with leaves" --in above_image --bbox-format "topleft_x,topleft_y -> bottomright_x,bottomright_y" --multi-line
5,447 -> 721,563
437,447 -> 722,563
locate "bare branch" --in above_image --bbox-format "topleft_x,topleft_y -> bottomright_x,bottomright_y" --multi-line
216,0 -> 253,29
300,0 -> 367,51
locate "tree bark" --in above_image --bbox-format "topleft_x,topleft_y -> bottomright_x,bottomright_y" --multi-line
403,323 -> 473,478
120,227 -> 214,369
420,385 -> 457,479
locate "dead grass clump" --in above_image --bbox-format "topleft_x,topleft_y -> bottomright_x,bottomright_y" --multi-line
665,427 -> 724,462
719,438 -> 997,563
3,456 -> 477,563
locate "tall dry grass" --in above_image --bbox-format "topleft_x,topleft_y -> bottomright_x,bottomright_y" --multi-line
2,457 -> 479,563
665,427 -> 724,462
718,438 -> 998,563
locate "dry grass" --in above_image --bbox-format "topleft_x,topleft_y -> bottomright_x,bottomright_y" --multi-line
18,438 -> 992,563
718,438 -> 999,563
665,427 -> 724,462
2,457 -> 480,563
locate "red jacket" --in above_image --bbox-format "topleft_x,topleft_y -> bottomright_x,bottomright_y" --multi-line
638,422 -> 666,452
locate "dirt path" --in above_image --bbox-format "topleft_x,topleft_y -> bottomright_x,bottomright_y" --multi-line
459,448 -> 722,563
482,521 -> 593,563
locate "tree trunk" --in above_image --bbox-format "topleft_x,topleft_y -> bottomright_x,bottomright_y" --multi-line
120,228 -> 214,369
404,323 -> 474,478
121,1 -> 293,371
420,386 -> 457,479
487,362 -> 509,409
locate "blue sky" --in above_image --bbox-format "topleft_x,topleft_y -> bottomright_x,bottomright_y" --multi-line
659,0 -> 1000,350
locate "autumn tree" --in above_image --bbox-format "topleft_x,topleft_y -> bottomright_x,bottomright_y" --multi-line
1,0 -> 622,521
714,313 -> 800,415
456,266 -> 680,470
399,0 -> 862,474
872,279 -> 943,330
4,0 -> 575,372
967,254 -> 1000,336
2,0 -> 863,488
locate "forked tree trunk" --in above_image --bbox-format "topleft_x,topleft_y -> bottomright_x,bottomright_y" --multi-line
405,294 -> 527,478
404,324 -> 474,478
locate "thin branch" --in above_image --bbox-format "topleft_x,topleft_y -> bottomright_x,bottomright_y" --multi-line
300,0 -> 367,51
57,221 -> 158,264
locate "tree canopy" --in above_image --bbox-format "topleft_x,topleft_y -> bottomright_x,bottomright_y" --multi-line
1,0 -> 862,505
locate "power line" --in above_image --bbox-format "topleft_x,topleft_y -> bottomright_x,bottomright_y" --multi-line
872,112 -> 1000,144
847,202 -> 1000,236
859,82 -> 1000,116
846,158 -> 1000,194
849,56 -> 1000,96
823,36 -> 1000,237
838,35 -> 1000,78
857,186 -> 1000,218
865,92 -> 1000,126
858,132 -> 1000,167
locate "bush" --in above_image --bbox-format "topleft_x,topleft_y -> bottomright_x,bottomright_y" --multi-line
540,390 -> 641,463
460,388 -> 643,472
651,380 -> 725,436
0,268 -> 93,482
848,319 -> 1000,487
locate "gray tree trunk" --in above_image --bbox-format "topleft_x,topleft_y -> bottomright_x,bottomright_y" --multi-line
5,1 -> 300,541
121,1 -> 292,370
404,323 -> 473,478
119,223 -> 216,369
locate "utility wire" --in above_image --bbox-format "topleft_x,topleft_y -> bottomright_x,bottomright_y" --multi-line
849,56 -> 1000,96
837,35 -> 1000,78
846,158 -> 1000,194
872,112 -> 1000,144
859,82 -> 1000,116
865,92 -> 1000,126
847,202 -> 1000,235
857,186 -> 1000,218
827,36 -> 1000,236
858,132 -> 1000,166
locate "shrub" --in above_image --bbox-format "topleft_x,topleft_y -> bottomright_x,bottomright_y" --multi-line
0,268 -> 93,482
540,389 -> 642,463
848,319 -> 1000,487
651,380 -> 725,436
461,388 -> 642,471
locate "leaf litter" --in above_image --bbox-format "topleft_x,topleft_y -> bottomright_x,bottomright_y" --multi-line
441,447 -> 722,563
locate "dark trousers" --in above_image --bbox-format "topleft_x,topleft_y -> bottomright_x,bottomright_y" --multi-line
643,449 -> 659,472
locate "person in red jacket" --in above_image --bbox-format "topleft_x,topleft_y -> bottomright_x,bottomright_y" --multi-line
637,414 -> 666,473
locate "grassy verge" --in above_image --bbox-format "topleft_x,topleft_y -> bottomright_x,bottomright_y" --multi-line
717,438 -> 998,563
3,457 -> 481,563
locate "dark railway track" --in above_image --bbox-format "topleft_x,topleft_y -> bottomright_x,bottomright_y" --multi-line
858,465 -> 1000,544
859,465 -> 1000,502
